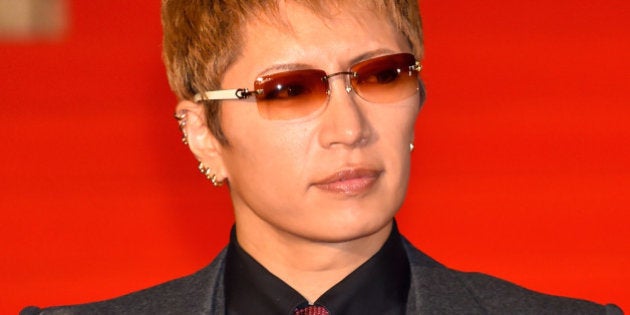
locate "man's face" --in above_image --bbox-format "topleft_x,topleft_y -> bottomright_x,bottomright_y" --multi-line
214,3 -> 421,244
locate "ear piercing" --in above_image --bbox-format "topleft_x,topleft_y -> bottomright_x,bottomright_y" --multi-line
198,162 -> 224,187
410,143 -> 415,152
175,112 -> 224,187
174,112 -> 188,145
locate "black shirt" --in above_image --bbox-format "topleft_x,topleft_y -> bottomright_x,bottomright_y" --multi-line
224,222 -> 410,315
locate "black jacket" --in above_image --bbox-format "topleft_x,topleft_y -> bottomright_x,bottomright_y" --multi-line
22,238 -> 622,315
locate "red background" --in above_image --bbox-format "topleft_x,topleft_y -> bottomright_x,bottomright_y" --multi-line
1,1 -> 628,313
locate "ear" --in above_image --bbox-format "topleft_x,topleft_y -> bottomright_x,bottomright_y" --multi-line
175,100 -> 228,181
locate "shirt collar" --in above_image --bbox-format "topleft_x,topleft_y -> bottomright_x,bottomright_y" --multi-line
224,221 -> 410,315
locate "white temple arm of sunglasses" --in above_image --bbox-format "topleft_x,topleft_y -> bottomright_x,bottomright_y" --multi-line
193,88 -> 259,102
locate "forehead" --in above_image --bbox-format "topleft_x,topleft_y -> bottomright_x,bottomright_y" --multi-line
234,2 -> 409,68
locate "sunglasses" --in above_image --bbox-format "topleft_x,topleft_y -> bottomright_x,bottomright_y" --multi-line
193,53 -> 422,120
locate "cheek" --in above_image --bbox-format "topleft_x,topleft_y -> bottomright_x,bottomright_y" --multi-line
370,98 -> 420,144
268,125 -> 321,188
368,99 -> 419,175
222,123 -> 320,217
222,115 -> 317,184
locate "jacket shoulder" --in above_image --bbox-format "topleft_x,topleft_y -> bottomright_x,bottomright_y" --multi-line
21,249 -> 227,315
402,238 -> 623,315
455,270 -> 623,315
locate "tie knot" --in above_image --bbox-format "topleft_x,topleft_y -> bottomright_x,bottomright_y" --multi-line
293,305 -> 330,315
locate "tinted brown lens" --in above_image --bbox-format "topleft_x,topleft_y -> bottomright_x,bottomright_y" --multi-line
253,69 -> 328,120
351,53 -> 419,103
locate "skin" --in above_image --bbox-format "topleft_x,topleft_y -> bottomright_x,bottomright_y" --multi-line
178,2 -> 421,303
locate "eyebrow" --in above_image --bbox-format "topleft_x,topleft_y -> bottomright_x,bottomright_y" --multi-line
255,48 -> 401,77
257,63 -> 312,77
349,48 -> 398,65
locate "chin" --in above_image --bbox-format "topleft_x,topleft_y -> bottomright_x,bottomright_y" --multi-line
301,213 -> 395,244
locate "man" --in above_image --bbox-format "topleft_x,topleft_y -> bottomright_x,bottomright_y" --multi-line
22,1 -> 622,314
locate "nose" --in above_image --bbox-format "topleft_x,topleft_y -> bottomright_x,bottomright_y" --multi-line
318,75 -> 372,149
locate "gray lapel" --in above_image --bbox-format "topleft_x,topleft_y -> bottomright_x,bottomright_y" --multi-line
403,239 -> 487,315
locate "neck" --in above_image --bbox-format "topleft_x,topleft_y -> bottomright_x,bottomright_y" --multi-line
235,217 -> 393,303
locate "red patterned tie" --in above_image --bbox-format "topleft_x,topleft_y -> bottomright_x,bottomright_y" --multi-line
293,305 -> 330,315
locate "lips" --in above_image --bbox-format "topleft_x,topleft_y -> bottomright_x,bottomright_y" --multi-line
312,168 -> 381,195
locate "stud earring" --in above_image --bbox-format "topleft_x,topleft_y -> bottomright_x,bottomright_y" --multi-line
198,162 -> 224,187
409,143 -> 415,152
210,174 -> 224,187
198,162 -> 212,180
174,112 -> 188,145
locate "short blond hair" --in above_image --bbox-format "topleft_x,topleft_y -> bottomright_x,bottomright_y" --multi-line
162,0 -> 423,143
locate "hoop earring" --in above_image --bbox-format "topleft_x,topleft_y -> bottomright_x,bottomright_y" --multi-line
174,112 -> 188,145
